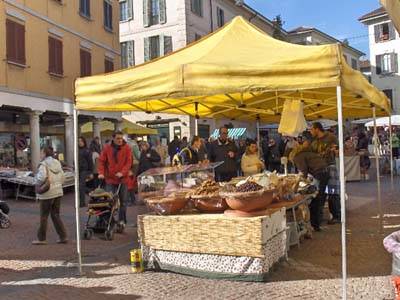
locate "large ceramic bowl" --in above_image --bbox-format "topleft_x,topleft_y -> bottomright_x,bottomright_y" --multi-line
145,192 -> 188,215
220,189 -> 274,212
190,194 -> 228,213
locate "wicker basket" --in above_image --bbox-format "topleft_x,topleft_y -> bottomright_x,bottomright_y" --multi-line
138,208 -> 286,258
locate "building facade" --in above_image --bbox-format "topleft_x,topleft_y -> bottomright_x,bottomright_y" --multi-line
0,0 -> 121,170
360,7 -> 400,113
287,26 -> 365,70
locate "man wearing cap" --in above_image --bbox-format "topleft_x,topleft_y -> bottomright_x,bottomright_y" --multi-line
291,131 -> 329,232
310,122 -> 340,225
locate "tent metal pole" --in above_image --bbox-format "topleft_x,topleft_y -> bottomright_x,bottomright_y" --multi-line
336,86 -> 347,300
195,118 -> 198,136
373,107 -> 383,233
256,116 -> 261,157
73,108 -> 83,275
389,115 -> 394,190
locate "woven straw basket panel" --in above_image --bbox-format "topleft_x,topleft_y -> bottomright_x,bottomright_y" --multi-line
138,208 -> 286,258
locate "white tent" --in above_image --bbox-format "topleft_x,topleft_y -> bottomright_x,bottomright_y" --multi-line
365,115 -> 400,127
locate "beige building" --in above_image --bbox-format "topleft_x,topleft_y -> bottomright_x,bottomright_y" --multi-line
0,0 -> 121,170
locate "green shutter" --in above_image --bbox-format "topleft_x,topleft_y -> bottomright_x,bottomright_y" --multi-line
159,0 -> 166,24
144,37 -> 150,61
392,53 -> 398,73
376,55 -> 382,75
143,0 -> 150,27
128,0 -> 133,20
164,36 -> 172,55
389,22 -> 396,40
374,25 -> 380,43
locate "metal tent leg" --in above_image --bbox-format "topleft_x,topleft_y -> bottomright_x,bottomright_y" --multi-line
336,86 -> 347,300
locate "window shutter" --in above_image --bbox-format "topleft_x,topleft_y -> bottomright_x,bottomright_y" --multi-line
6,20 -> 16,62
143,0 -> 150,27
49,37 -> 55,73
389,22 -> 396,40
164,36 -> 172,55
128,40 -> 135,66
56,39 -> 63,74
87,52 -> 92,76
376,55 -> 382,75
144,37 -> 150,61
392,53 -> 398,73
128,0 -> 133,19
109,3 -> 113,29
374,25 -> 380,43
159,0 -> 166,24
16,22 -> 25,64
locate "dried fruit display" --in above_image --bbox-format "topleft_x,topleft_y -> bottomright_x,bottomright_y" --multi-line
236,181 -> 263,193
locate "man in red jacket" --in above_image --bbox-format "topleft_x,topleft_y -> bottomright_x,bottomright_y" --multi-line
98,131 -> 132,227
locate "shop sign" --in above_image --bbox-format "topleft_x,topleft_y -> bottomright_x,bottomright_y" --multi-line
15,136 -> 27,151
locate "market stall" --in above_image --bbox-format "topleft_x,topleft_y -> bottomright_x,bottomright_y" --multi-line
74,16 -> 390,292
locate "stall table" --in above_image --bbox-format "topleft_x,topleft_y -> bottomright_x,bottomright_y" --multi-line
138,208 -> 287,282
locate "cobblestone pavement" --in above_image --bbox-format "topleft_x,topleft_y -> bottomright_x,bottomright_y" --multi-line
0,177 -> 398,299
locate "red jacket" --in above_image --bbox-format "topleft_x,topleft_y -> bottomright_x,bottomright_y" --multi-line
98,141 -> 132,185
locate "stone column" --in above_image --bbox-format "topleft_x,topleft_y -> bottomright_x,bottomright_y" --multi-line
64,115 -> 74,167
93,118 -> 102,144
29,110 -> 42,172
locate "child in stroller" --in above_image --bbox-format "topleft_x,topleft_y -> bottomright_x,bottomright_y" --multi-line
0,200 -> 10,229
83,184 -> 125,241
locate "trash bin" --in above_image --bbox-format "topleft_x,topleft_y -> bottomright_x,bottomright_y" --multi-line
383,231 -> 400,275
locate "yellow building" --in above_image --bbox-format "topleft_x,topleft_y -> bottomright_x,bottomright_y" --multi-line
0,0 -> 121,170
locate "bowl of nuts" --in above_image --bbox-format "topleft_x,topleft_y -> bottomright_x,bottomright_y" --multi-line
220,180 -> 274,212
145,191 -> 189,215
187,180 -> 228,213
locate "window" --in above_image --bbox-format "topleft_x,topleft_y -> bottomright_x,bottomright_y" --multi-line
105,58 -> 114,73
79,0 -> 90,18
376,53 -> 398,75
120,0 -> 133,21
383,89 -> 394,109
194,33 -> 202,41
351,58 -> 358,70
144,35 -> 172,62
143,0 -> 166,27
80,49 -> 91,77
121,40 -> 135,68
48,36 -> 63,76
343,55 -> 348,63
104,1 -> 113,30
6,19 -> 25,65
216,7 -> 224,28
374,22 -> 396,43
191,0 -> 203,17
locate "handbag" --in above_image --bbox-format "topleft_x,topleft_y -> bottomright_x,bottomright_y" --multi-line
35,165 -> 51,194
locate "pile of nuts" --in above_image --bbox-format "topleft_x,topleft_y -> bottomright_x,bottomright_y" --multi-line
192,180 -> 220,196
236,181 -> 263,193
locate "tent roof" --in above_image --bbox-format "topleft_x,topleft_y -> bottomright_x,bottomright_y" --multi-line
75,16 -> 390,122
81,119 -> 157,136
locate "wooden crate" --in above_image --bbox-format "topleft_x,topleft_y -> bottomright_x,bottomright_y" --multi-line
138,208 -> 286,258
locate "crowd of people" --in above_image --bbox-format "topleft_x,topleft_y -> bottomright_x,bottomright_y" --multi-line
31,122 -> 388,244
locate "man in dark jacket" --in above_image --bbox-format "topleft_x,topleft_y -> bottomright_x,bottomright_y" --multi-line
310,122 -> 340,224
292,131 -> 328,232
168,136 -> 181,165
98,131 -> 132,226
208,126 -> 238,182
137,141 -> 161,175
78,136 -> 93,207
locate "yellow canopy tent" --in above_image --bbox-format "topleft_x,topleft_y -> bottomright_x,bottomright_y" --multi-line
73,17 -> 391,293
380,0 -> 400,33
75,16 -> 390,121
80,119 -> 157,136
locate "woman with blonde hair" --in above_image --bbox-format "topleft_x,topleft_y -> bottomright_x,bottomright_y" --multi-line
241,140 -> 264,177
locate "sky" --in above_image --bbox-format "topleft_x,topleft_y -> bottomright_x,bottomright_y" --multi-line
246,0 -> 381,57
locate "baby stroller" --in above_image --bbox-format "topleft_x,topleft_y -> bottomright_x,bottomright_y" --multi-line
0,200 -> 10,229
83,184 -> 124,241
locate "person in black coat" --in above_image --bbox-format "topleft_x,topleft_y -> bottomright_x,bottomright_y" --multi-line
168,136 -> 181,165
208,126 -> 238,182
137,141 -> 161,175
78,137 -> 93,207
180,136 -> 202,165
